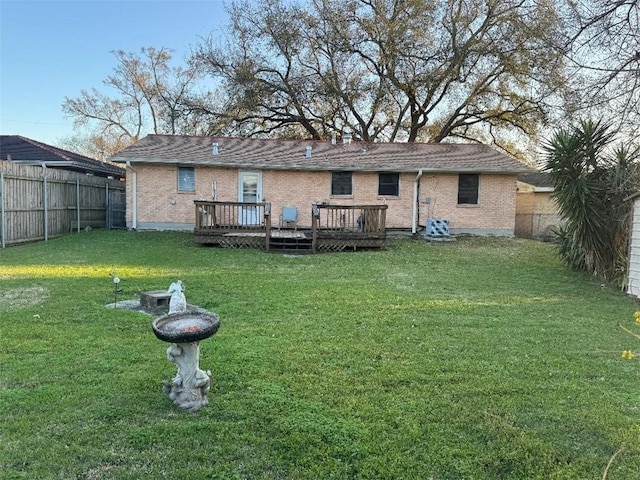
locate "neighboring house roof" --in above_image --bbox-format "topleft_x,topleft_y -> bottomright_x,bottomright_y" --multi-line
625,192 -> 640,202
110,134 -> 533,174
517,172 -> 554,192
517,172 -> 553,187
0,135 -> 126,179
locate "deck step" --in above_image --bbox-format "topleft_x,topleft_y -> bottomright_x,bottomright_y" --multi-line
269,235 -> 313,252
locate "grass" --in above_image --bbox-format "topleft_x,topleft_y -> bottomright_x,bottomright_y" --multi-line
1,231 -> 639,479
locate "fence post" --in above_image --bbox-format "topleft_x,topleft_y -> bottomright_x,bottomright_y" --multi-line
43,165 -> 48,241
75,178 -> 81,232
0,170 -> 5,249
106,182 -> 110,230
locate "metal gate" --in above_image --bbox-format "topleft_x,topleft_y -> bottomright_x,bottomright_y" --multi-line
107,189 -> 126,229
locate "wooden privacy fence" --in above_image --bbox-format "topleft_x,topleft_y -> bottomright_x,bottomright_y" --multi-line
0,162 -> 126,247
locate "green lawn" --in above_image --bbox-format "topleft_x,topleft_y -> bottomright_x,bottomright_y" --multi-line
1,231 -> 639,479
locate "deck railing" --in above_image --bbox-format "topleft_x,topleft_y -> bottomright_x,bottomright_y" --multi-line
195,200 -> 271,230
194,200 -> 272,250
311,204 -> 388,252
194,201 -> 387,252
312,204 -> 387,233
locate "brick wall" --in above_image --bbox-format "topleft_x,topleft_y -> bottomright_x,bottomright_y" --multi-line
125,164 -> 518,233
420,173 -> 516,232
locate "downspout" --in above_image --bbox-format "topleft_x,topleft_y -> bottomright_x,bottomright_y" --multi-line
412,169 -> 423,234
126,161 -> 138,230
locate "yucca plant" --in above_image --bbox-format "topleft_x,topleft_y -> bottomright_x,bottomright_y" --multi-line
544,119 -> 640,281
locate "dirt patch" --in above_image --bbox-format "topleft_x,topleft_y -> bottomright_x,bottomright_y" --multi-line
0,285 -> 50,311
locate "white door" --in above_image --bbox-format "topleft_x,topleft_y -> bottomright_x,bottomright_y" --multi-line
238,171 -> 262,225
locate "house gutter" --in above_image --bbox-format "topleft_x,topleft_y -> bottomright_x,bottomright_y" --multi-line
412,169 -> 423,234
126,161 -> 138,230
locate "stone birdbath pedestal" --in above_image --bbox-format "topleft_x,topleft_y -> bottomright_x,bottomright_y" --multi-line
152,311 -> 220,411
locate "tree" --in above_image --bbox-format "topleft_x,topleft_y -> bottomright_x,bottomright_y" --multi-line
561,1 -> 639,135
56,132 -> 134,160
191,0 -> 568,156
63,47 -> 206,154
544,119 -> 640,280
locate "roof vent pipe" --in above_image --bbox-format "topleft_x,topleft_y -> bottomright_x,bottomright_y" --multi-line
212,142 -> 219,155
331,133 -> 336,145
343,133 -> 352,145
305,145 -> 312,158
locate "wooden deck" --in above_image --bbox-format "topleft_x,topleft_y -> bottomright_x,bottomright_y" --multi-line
194,201 -> 388,253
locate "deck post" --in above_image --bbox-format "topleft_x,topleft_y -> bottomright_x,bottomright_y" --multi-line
264,202 -> 271,251
312,203 -> 319,253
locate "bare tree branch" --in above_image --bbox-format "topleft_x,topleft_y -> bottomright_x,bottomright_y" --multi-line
190,0 -> 568,156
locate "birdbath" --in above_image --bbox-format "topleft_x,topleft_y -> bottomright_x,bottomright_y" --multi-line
152,312 -> 220,411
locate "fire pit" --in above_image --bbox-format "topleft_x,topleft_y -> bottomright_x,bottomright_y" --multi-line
152,311 -> 220,411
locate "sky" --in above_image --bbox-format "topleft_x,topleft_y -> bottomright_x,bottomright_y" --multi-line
0,0 -> 230,147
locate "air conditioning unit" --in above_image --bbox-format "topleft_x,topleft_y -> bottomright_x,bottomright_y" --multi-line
425,219 -> 451,239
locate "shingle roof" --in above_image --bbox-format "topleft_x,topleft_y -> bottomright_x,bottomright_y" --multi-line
110,134 -> 533,174
517,172 -> 554,188
0,135 -> 126,179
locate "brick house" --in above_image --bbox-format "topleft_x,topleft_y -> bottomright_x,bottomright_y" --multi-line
110,135 -> 533,235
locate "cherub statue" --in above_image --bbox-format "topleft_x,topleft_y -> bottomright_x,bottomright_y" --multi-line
168,281 -> 187,313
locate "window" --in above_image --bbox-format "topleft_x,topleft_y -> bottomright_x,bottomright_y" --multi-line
178,166 -> 195,192
458,173 -> 479,204
331,171 -> 353,195
378,172 -> 399,196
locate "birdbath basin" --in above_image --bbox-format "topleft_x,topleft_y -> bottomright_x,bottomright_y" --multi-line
152,312 -> 220,343
152,312 -> 220,411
